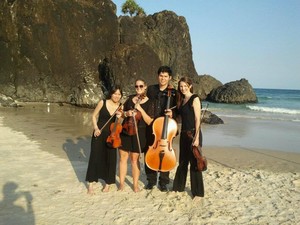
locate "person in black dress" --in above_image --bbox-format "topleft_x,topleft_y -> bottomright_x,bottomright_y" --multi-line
144,66 -> 177,192
172,77 -> 204,200
119,79 -> 154,192
86,86 -> 123,194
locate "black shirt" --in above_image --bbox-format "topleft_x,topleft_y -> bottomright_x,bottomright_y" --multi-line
146,84 -> 177,119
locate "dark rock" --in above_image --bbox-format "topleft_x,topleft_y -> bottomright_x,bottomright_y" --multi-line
193,75 -> 223,100
120,11 -> 197,80
0,0 -> 118,106
207,79 -> 257,104
0,94 -> 18,107
99,43 -> 161,97
202,110 -> 224,124
0,1 -> 197,106
0,0 -> 257,120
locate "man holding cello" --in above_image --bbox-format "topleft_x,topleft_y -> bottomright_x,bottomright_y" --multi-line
144,66 -> 178,192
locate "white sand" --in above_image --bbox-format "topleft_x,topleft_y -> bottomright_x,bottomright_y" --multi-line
1,115 -> 300,225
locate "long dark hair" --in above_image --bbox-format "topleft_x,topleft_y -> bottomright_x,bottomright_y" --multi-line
107,85 -> 123,99
176,77 -> 193,108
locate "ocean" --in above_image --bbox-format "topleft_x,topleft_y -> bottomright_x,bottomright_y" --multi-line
202,88 -> 300,153
203,88 -> 300,122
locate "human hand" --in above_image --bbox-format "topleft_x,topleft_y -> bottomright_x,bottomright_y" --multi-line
164,109 -> 173,118
192,139 -> 199,147
94,128 -> 101,137
135,103 -> 141,111
127,110 -> 134,117
116,111 -> 122,118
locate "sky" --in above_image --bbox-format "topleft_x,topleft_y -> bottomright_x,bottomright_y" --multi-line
113,0 -> 300,90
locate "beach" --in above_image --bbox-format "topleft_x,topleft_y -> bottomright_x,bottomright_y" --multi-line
0,103 -> 300,225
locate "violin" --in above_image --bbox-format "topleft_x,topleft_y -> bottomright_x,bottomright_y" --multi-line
191,103 -> 209,171
122,95 -> 144,136
192,145 -> 207,171
145,86 -> 177,172
106,108 -> 123,148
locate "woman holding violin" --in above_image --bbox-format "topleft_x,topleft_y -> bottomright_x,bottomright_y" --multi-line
118,79 -> 154,192
85,85 -> 123,194
172,77 -> 204,200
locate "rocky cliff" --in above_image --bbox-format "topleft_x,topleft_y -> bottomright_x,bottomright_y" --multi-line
0,0 -> 256,108
0,0 -> 198,107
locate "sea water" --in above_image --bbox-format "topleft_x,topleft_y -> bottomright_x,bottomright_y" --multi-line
202,88 -> 300,153
204,88 -> 300,122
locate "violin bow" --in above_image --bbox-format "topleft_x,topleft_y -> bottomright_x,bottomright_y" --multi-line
99,103 -> 123,132
133,96 -> 143,158
133,113 -> 142,158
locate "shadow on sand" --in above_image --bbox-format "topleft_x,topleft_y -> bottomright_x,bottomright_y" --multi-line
62,136 -> 91,183
0,182 -> 35,225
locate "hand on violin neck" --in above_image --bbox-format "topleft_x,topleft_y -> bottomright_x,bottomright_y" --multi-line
137,93 -> 146,99
192,139 -> 199,147
164,109 -> 173,118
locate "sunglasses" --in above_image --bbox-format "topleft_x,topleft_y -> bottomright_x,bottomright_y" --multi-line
135,85 -> 144,89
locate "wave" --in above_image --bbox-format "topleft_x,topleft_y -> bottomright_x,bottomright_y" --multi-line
247,106 -> 300,115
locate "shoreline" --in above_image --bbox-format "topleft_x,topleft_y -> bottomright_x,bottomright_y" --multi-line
0,103 -> 299,171
1,103 -> 300,224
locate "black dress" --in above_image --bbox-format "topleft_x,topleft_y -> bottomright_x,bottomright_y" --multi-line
85,100 -> 119,185
172,94 -> 204,197
120,95 -> 152,153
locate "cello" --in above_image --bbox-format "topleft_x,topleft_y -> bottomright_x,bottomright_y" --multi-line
145,86 -> 177,172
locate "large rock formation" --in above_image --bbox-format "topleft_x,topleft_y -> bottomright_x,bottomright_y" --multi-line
193,75 -> 223,100
0,0 -> 119,107
207,79 -> 258,104
0,0 -> 197,107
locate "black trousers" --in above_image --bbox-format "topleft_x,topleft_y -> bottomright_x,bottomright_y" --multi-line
144,161 -> 170,186
173,131 -> 204,197
144,128 -> 170,186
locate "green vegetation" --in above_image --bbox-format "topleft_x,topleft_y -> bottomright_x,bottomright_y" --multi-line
121,0 -> 146,16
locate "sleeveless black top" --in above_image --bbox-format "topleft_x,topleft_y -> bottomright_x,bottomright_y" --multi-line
179,94 -> 199,131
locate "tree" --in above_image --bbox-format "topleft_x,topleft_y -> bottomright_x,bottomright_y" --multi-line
121,0 -> 146,17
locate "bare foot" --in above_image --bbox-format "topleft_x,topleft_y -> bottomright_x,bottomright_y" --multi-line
193,196 -> 203,202
118,184 -> 124,191
133,186 -> 140,193
102,184 -> 110,192
87,184 -> 95,195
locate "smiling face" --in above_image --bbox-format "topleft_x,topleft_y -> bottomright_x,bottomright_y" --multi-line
111,89 -> 122,103
135,80 -> 147,95
179,81 -> 192,96
158,72 -> 172,89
